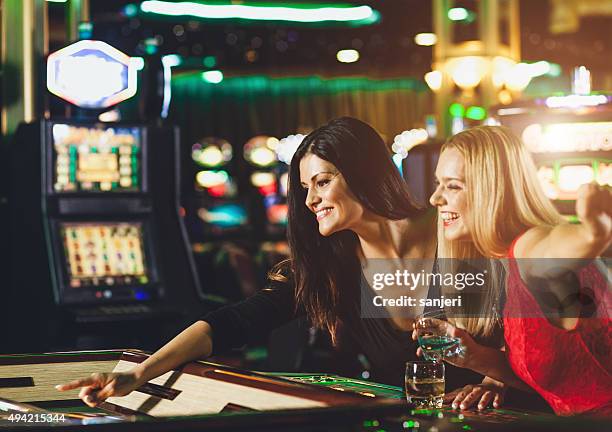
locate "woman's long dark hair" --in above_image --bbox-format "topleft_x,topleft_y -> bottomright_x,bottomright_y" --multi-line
279,117 -> 423,342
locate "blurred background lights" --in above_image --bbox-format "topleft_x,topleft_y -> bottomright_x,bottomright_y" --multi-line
265,137 -> 280,150
250,172 -> 276,188
424,70 -> 442,92
336,49 -> 360,63
505,63 -> 532,92
249,147 -> 277,166
391,128 -> 428,159
545,94 -> 608,109
202,70 -> 224,83
523,122 -> 612,153
448,7 -> 469,21
558,165 -> 594,192
447,56 -> 487,89
244,136 -> 278,167
191,137 -> 233,167
202,56 -> 217,68
140,1 -> 378,24
414,33 -> 437,46
276,134 -> 306,164
195,170 -> 229,188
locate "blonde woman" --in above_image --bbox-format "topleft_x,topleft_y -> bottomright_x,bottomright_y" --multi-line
427,126 -> 611,415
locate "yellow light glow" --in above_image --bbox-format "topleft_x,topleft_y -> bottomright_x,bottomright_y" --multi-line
505,63 -> 532,92
195,170 -> 229,188
527,61 -> 551,78
498,89 -> 513,105
336,49 -> 360,63
199,146 -> 224,166
558,166 -> 594,193
414,33 -> 437,46
447,56 -> 487,89
598,163 -> 611,187
492,56 -> 516,88
424,70 -> 442,92
250,147 -> 277,167
250,171 -> 275,187
521,123 -> 544,153
266,137 -> 280,150
537,166 -> 559,200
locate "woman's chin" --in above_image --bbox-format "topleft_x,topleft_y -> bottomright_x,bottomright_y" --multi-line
317,223 -> 337,237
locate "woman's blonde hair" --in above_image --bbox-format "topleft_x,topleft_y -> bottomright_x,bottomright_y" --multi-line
437,126 -> 564,337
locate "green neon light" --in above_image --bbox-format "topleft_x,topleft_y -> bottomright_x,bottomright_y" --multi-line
176,74 -> 427,93
465,106 -> 486,120
202,70 -> 224,83
124,4 -> 139,17
139,1 -> 380,25
449,103 -> 465,118
203,55 -> 217,68
448,7 -> 468,20
548,63 -> 562,77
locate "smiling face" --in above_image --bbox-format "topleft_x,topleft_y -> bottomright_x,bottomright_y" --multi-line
299,153 -> 364,236
430,148 -> 471,242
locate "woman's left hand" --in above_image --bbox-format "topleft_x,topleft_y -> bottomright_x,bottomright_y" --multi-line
445,377 -> 506,411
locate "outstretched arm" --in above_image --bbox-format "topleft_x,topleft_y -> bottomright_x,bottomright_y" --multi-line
57,321 -> 214,406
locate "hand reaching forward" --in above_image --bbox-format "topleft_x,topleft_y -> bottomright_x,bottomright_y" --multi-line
56,372 -> 143,407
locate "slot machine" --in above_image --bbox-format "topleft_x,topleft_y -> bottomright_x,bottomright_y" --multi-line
5,40 -> 202,353
244,135 -> 291,271
492,94 -> 612,219
185,137 -> 259,304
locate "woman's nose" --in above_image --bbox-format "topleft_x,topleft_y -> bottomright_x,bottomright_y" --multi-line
429,185 -> 445,207
305,187 -> 321,209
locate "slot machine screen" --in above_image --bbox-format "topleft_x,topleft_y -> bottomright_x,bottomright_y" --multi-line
537,161 -> 611,202
51,123 -> 143,193
57,222 -> 158,303
197,203 -> 249,233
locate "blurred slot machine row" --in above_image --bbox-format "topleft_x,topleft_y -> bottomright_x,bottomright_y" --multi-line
491,95 -> 612,221
184,134 -> 295,306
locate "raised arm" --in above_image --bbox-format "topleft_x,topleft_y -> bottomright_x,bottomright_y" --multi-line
515,183 -> 611,265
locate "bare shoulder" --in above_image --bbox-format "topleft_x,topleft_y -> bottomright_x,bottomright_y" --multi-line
513,226 -> 553,259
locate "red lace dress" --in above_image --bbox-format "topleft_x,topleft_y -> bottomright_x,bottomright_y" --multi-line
503,240 -> 612,416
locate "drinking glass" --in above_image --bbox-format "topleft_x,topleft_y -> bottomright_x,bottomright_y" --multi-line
414,310 -> 463,361
405,361 -> 445,408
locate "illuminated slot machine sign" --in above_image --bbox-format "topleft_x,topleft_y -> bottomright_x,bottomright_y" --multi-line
52,123 -> 142,193
57,222 -> 156,303
522,121 -> 612,214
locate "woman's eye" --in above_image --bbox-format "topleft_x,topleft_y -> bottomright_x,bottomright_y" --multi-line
447,183 -> 461,190
317,179 -> 330,187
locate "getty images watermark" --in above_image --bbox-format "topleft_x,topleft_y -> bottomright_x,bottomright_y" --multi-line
360,258 -> 610,319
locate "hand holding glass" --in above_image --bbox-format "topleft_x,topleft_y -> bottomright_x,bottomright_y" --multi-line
415,312 -> 463,361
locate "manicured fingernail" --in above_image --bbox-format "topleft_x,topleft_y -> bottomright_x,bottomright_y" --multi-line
460,404 -> 465,410
493,403 -> 498,408
452,403 -> 458,409
54,385 -> 62,389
